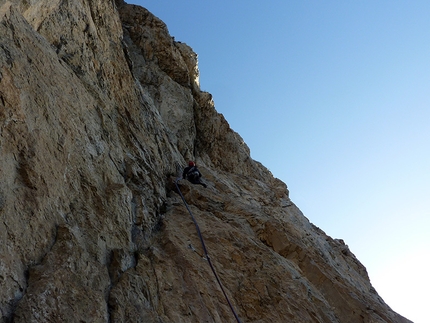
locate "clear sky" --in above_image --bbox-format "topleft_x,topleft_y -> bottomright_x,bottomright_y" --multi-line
130,1 -> 430,322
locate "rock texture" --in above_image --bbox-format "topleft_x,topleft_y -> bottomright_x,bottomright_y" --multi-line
0,1 -> 411,322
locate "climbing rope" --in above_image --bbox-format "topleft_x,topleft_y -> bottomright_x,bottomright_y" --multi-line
175,178 -> 242,323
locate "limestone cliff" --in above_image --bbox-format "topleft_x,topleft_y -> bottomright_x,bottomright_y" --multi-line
0,1 -> 412,322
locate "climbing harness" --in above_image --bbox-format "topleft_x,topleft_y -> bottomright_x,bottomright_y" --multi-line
175,178 -> 242,323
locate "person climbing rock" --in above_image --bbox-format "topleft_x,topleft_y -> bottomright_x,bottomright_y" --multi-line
182,161 -> 207,188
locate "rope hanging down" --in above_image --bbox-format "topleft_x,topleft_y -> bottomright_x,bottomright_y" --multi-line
175,178 -> 242,323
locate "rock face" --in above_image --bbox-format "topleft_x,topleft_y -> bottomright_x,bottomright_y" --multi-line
0,1 -> 411,322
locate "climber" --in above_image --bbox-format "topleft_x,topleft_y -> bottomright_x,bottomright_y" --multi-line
182,161 -> 207,188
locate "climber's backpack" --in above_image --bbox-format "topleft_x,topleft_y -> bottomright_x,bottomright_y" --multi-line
187,167 -> 200,180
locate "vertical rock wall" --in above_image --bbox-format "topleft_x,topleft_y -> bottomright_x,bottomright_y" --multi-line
0,1 -> 412,322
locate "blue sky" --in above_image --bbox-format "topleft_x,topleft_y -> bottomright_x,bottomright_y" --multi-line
131,1 -> 430,322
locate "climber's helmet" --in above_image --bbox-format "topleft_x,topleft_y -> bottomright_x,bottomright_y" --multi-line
189,161 -> 195,167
